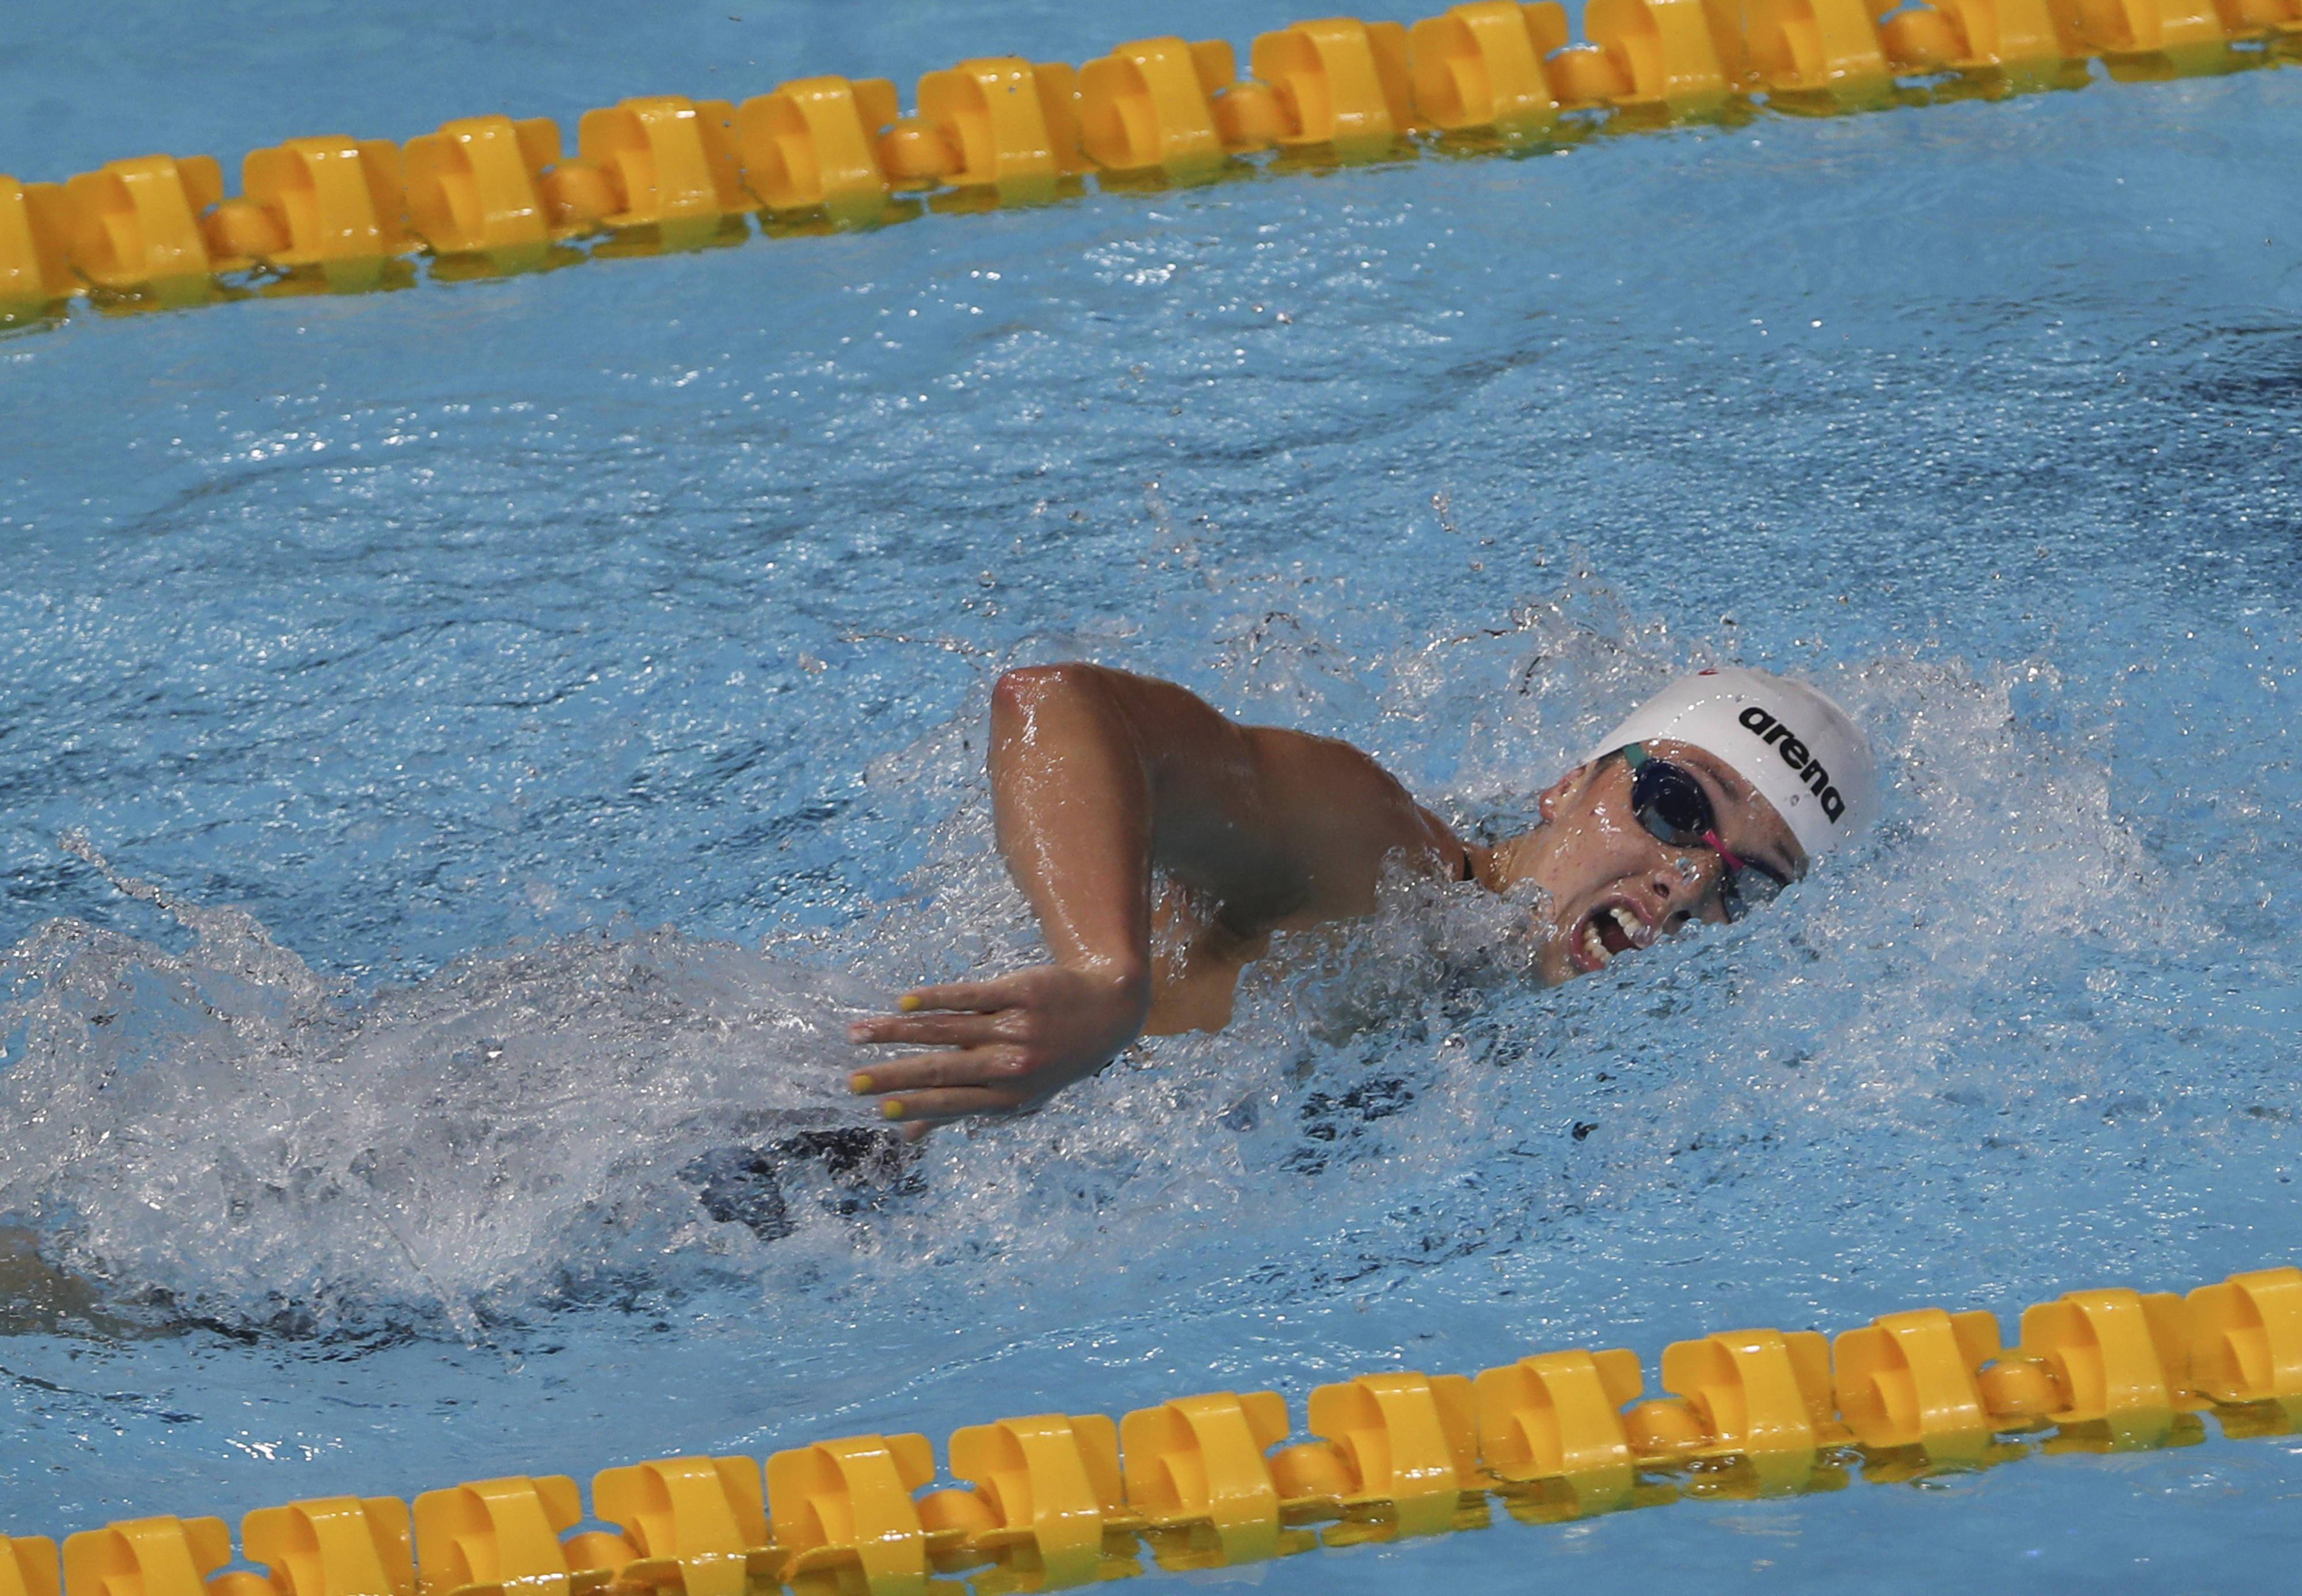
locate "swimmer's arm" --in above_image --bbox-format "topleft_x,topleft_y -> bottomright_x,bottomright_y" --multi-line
986,663 -> 1163,992
848,664 -> 1462,1133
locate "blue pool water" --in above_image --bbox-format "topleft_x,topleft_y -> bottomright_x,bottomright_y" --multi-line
5,2 -> 2302,1587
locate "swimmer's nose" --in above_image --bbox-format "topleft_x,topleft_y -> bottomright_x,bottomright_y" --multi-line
1649,861 -> 1717,929
1637,869 -> 1681,929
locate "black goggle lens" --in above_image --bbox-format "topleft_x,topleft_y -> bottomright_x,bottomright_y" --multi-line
1628,757 -> 1716,848
1622,746 -> 1790,925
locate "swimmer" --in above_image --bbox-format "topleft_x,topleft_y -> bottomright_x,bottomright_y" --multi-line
849,664 -> 1874,1138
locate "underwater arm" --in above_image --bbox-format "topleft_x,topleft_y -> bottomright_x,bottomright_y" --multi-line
848,664 -> 1461,1136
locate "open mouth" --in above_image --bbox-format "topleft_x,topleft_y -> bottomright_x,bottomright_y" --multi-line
1575,903 -> 1648,971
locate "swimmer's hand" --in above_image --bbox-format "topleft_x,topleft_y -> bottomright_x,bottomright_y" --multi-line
846,962 -> 1152,1141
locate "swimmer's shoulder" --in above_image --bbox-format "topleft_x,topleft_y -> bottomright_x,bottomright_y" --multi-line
1233,724 -> 1469,894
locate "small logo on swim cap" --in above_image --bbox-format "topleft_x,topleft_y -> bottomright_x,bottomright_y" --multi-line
1739,705 -> 1846,823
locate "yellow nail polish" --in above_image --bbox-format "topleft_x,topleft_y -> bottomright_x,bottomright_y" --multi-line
898,994 -> 924,1013
881,1100 -> 905,1121
849,1072 -> 874,1095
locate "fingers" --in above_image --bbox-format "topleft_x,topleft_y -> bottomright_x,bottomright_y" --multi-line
847,1010 -> 1008,1047
848,1048 -> 1026,1096
897,978 -> 1024,1014
839,971 -> 1054,1135
875,1086 -> 1027,1127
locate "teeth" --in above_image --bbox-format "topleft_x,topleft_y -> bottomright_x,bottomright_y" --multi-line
1610,905 -> 1644,947
1581,921 -> 1610,968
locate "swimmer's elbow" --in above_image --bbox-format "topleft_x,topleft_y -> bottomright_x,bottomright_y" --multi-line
992,663 -> 1224,777
993,663 -> 1078,711
993,663 -> 1115,726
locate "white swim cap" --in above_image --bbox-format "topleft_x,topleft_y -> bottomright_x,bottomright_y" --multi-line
1589,667 -> 1877,865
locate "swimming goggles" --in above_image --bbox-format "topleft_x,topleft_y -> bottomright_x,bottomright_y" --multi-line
1619,744 -> 1788,922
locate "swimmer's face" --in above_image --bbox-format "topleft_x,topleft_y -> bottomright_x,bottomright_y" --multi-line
1517,742 -> 1807,985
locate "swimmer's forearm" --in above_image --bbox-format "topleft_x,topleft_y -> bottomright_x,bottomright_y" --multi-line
989,665 -> 1156,988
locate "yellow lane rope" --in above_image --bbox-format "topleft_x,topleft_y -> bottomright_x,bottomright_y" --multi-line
4,1265 -> 2299,1596
2,2 -> 2295,326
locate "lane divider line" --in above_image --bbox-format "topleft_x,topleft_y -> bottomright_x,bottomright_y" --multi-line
4,1265 -> 2298,1595
3,2 -> 2295,326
